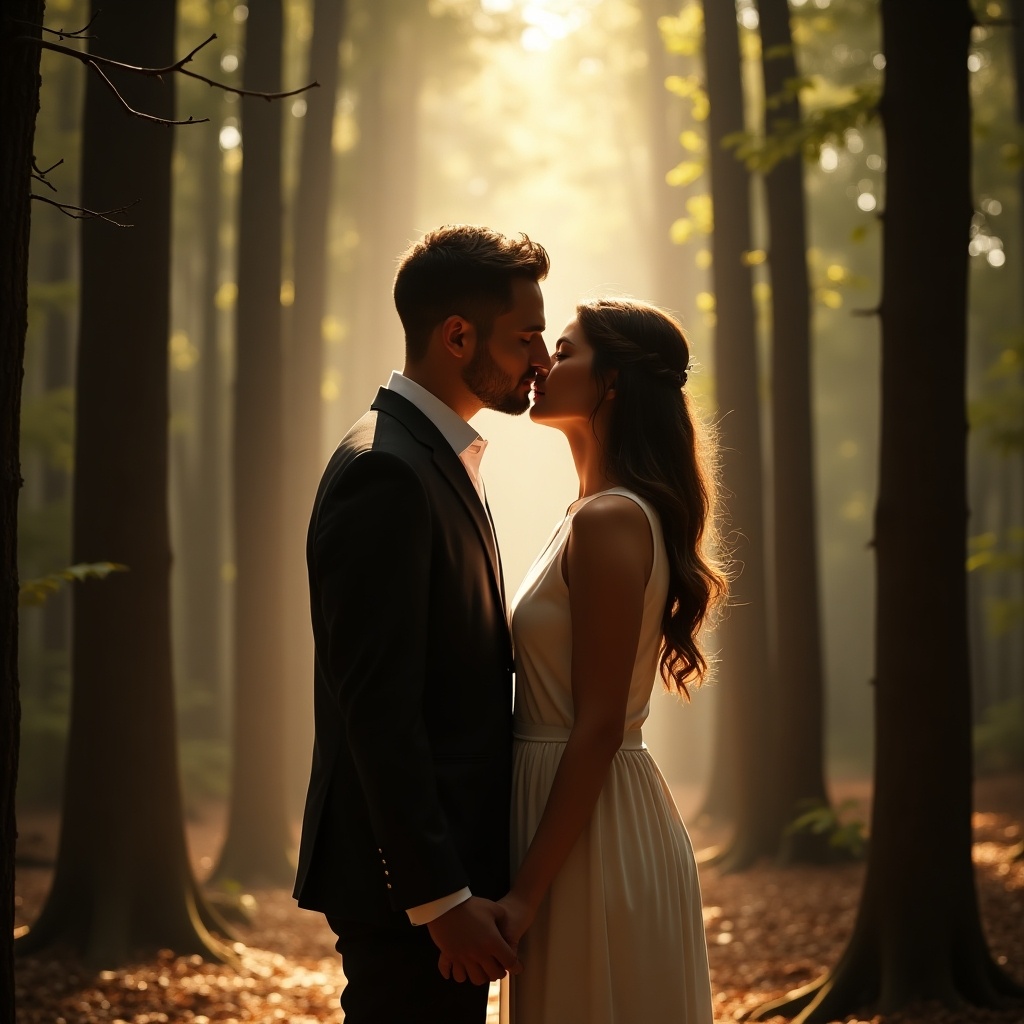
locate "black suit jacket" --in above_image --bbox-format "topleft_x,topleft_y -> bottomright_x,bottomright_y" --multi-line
293,387 -> 514,926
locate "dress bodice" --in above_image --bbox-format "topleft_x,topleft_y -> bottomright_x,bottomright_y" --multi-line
509,487 -> 669,733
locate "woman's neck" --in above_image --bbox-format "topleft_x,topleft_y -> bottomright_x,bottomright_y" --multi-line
564,426 -> 618,499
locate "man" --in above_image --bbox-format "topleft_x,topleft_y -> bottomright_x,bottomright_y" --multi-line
294,225 -> 550,1023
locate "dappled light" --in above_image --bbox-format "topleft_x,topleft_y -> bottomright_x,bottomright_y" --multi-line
5,0 -> 1022,1021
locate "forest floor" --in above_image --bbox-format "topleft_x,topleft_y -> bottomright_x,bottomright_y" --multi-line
12,774 -> 1024,1024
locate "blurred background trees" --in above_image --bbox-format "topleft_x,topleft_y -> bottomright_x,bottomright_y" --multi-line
10,0 -> 1024,1001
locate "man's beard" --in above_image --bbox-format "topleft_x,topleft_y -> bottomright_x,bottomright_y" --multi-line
462,343 -> 531,415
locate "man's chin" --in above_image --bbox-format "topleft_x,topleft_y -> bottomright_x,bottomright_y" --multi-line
486,392 -> 531,416
491,397 -> 532,417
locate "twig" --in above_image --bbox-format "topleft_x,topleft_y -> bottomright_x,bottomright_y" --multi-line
88,57 -> 207,125
13,10 -> 99,40
31,193 -> 139,227
27,33 -> 320,122
31,156 -> 64,192
33,157 -> 64,176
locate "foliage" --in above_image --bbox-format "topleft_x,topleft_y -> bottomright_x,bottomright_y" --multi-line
725,80 -> 880,173
974,698 -> 1024,775
784,798 -> 868,860
969,331 -> 1024,456
18,562 -> 127,607
968,530 -> 1024,636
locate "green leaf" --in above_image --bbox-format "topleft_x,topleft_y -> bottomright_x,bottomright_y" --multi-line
19,562 -> 129,607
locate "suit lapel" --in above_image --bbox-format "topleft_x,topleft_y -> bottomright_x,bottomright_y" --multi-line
371,388 -> 508,619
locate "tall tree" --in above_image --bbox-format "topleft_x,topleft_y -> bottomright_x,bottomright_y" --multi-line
699,0 -> 777,867
283,0 -> 348,809
758,0 -> 832,862
346,0 -> 423,414
175,33 -> 229,748
1,1 -> 46,1011
211,0 -> 294,887
15,0 -> 228,965
751,2 -> 1024,1019
637,0 -> 690,310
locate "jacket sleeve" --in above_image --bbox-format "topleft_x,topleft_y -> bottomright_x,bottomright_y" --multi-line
310,448 -> 468,910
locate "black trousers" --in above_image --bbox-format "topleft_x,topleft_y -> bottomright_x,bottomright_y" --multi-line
327,916 -> 490,1024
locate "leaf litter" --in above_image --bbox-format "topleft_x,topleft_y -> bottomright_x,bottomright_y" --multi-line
14,774 -> 1023,1024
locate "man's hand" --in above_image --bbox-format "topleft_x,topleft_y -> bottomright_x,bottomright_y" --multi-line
427,896 -> 520,985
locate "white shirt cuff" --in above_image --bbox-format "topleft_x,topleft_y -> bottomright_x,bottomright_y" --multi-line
406,886 -> 472,925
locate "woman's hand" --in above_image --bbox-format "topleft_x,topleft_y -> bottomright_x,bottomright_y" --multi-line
496,890 -> 537,950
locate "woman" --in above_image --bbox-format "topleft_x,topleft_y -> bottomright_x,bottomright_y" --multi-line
502,298 -> 727,1023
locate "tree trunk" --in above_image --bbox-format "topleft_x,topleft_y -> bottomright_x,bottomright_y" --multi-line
177,59 -> 227,745
347,2 -> 422,419
759,0 -> 832,863
751,3 -> 1024,1019
16,0 -> 229,966
211,0 -> 294,887
39,225 -> 74,696
699,0 -> 777,867
283,0 -> 348,819
637,0 -> 690,311
1,2 -> 45,1013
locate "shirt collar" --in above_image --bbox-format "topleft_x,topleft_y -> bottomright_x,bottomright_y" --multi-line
386,371 -> 482,459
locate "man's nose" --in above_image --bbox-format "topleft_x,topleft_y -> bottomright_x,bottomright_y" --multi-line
529,334 -> 549,369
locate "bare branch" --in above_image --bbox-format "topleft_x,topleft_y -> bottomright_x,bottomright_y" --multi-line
26,33 -> 319,118
31,157 -> 64,193
33,156 -> 64,176
31,193 -> 139,227
179,67 -> 321,103
45,10 -> 99,40
13,10 -> 98,39
88,58 -> 208,126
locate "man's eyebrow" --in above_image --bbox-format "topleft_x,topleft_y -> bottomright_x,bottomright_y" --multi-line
524,321 -> 546,332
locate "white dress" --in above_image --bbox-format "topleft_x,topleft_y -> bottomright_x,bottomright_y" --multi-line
506,487 -> 714,1024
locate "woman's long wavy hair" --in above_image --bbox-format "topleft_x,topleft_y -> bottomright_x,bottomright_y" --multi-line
577,298 -> 729,698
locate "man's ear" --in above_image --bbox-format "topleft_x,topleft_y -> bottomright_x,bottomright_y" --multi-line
440,315 -> 476,361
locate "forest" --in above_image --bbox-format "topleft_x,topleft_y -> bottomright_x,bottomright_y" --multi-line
1,0 -> 1022,1022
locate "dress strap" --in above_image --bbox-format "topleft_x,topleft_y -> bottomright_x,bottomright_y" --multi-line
514,720 -> 646,750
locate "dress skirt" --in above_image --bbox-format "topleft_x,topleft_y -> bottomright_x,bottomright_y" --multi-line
507,725 -> 714,1024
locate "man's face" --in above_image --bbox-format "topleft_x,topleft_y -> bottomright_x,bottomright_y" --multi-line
462,277 -> 548,415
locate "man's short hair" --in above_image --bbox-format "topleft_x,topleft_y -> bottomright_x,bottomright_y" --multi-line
393,225 -> 549,361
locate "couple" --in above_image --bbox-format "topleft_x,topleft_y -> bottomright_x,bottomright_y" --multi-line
293,225 -> 726,1024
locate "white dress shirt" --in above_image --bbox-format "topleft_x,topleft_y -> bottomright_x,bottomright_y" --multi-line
384,371 -> 487,925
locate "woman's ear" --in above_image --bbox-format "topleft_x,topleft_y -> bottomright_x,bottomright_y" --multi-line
603,370 -> 618,400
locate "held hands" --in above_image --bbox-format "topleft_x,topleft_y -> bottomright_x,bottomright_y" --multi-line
494,890 -> 536,949
428,896 -> 521,985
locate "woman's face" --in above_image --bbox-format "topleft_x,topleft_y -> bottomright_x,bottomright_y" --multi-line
529,319 -> 609,428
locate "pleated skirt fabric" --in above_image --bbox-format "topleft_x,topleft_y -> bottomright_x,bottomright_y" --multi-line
506,736 -> 714,1024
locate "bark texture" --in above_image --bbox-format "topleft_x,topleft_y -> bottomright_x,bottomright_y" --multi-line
759,0 -> 832,863
751,3 -> 1024,1019
212,0 -> 294,887
1,3 -> 45,1013
283,0 -> 348,814
16,0 -> 227,966
699,0 -> 777,866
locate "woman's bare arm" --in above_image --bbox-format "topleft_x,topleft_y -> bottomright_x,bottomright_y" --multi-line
499,495 -> 653,941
